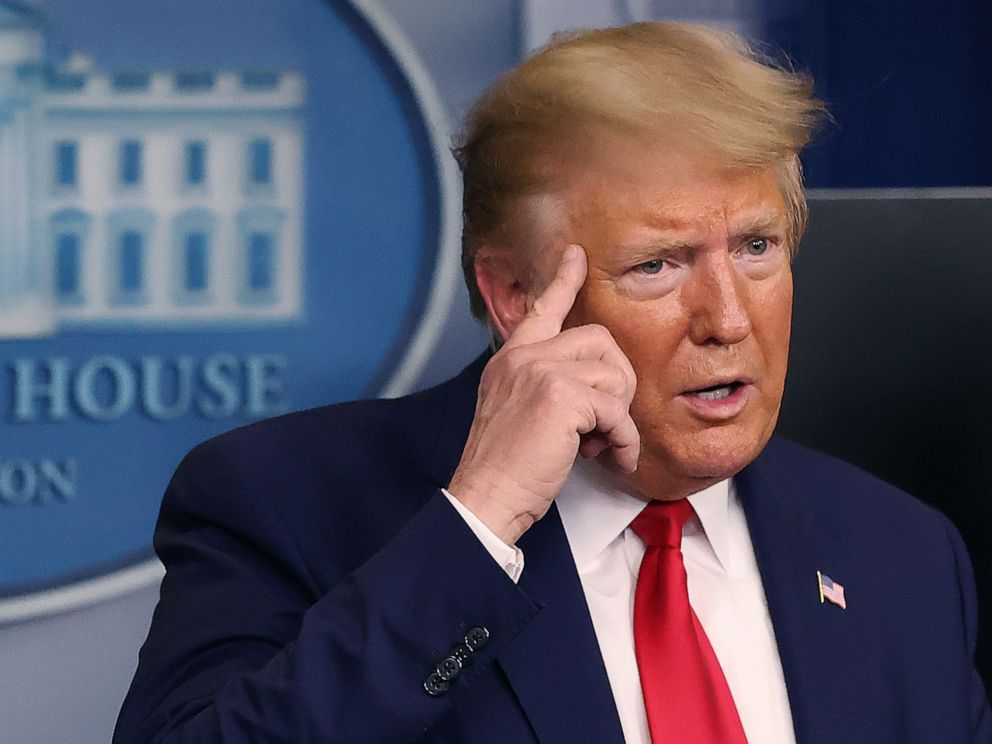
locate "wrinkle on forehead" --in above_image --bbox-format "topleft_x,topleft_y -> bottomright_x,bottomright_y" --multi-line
563,160 -> 786,248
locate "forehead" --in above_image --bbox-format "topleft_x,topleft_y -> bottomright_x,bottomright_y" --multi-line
560,144 -> 787,236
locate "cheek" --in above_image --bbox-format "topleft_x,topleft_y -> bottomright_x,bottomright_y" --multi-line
573,287 -> 691,390
603,308 -> 687,385
770,274 -> 793,351
756,273 -> 793,389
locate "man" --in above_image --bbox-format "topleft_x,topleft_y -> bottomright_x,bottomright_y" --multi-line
116,22 -> 991,743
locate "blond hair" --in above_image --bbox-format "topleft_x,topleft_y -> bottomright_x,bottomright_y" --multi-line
453,22 -> 827,318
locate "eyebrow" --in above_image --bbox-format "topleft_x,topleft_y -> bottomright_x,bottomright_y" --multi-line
617,239 -> 691,264
727,212 -> 788,238
614,210 -> 789,263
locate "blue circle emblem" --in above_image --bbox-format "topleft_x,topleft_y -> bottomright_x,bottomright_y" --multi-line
0,0 -> 459,619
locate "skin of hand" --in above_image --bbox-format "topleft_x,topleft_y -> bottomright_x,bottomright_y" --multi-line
447,245 -> 640,545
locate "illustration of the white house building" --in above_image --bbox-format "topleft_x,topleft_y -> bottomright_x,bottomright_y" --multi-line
0,1 -> 305,338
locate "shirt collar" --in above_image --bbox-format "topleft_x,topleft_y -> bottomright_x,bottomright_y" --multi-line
556,457 -> 735,573
688,479 -> 734,574
556,457 -> 647,570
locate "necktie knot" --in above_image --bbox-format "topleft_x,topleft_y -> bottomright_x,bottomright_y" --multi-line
629,498 -> 694,549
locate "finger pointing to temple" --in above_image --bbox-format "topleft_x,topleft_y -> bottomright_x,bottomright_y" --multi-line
504,244 -> 587,348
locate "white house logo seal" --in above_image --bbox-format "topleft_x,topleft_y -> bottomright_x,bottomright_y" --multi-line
0,0 -> 460,620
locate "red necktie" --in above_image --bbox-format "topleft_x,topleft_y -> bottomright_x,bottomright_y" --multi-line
630,499 -> 748,744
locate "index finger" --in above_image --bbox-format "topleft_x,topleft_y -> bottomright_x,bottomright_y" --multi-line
505,244 -> 587,349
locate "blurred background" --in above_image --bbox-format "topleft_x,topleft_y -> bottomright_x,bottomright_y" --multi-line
0,1 -> 988,741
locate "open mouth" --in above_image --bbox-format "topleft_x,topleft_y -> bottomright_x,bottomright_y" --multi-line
687,381 -> 746,401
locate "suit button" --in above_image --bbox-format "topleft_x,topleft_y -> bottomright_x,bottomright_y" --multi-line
465,626 -> 490,651
436,656 -> 461,681
423,671 -> 450,697
450,642 -> 473,666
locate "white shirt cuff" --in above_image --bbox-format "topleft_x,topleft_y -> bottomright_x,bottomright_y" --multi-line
442,488 -> 525,583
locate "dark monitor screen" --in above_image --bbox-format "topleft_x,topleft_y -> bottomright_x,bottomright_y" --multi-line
778,191 -> 992,686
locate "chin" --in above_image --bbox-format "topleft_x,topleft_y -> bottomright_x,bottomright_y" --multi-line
686,423 -> 775,476
640,423 -> 775,492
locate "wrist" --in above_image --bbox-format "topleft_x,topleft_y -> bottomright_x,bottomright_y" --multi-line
447,471 -> 536,545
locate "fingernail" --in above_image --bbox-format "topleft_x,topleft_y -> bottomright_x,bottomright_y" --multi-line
562,245 -> 579,262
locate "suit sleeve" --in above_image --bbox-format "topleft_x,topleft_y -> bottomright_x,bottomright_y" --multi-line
942,516 -> 992,743
113,439 -> 541,744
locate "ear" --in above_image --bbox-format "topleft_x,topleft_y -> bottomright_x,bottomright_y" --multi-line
474,247 -> 530,342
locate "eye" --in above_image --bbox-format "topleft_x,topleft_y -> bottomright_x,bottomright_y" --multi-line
745,238 -> 769,256
637,259 -> 665,275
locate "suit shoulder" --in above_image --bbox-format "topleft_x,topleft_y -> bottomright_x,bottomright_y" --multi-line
759,437 -> 952,533
754,438 -> 971,608
169,355 -> 483,516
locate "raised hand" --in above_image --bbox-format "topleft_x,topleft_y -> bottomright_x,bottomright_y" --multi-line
448,245 -> 639,545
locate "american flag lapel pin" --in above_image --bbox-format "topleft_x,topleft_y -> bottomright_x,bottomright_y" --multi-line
817,570 -> 847,610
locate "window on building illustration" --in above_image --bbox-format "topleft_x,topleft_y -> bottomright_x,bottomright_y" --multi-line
120,140 -> 143,186
184,231 -> 209,292
248,232 -> 275,291
236,206 -> 283,305
176,71 -> 215,92
45,70 -> 85,92
185,141 -> 207,186
119,231 -> 144,293
16,64 -> 39,84
51,209 -> 90,302
55,233 -> 81,300
55,142 -> 78,187
112,72 -> 150,92
172,210 -> 214,303
249,139 -> 273,186
242,71 -> 280,91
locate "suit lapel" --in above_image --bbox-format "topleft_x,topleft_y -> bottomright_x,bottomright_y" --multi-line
497,504 -> 625,744
736,440 -> 860,744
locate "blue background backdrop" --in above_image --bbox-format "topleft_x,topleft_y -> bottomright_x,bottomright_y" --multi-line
766,0 -> 992,187
1,0 -> 441,589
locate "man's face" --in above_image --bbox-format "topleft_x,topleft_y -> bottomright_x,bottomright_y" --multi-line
555,144 -> 794,499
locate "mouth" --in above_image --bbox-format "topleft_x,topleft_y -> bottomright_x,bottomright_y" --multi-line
678,378 -> 754,420
684,379 -> 750,400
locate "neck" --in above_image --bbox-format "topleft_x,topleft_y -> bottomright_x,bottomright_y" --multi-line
598,453 -> 728,503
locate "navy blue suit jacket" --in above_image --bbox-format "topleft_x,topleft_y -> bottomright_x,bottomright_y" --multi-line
116,354 -> 991,742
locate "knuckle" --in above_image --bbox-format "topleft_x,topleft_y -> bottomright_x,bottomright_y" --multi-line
515,358 -> 557,396
607,363 -> 628,391
554,325 -> 580,343
543,374 -> 571,402
528,359 -> 554,381
479,363 -> 497,392
585,323 -> 614,344
605,396 -> 626,423
625,360 -> 638,386
620,365 -> 637,397
574,400 -> 597,432
498,346 -> 526,375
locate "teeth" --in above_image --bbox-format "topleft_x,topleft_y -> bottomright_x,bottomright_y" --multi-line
695,385 -> 733,401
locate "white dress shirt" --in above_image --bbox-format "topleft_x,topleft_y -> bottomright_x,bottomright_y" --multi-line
446,457 -> 796,743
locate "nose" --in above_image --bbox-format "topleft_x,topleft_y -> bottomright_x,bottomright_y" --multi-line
684,253 -> 752,347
